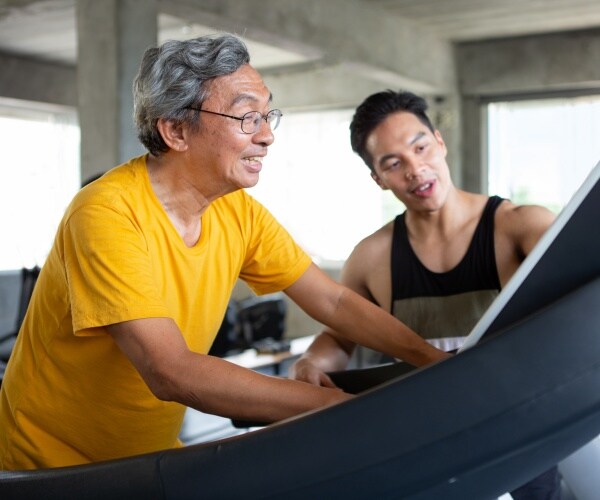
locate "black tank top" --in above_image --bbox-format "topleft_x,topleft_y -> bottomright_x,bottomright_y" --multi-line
390,196 -> 503,349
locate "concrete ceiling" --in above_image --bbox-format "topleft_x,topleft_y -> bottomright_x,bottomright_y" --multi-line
0,0 -> 316,68
1,0 -> 600,68
364,0 -> 600,42
1,0 -> 600,110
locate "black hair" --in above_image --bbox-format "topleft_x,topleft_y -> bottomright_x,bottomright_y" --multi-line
349,90 -> 435,171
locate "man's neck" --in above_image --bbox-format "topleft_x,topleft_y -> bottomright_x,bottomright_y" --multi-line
146,153 -> 212,246
405,188 -> 470,237
147,153 -> 211,217
403,189 -> 488,273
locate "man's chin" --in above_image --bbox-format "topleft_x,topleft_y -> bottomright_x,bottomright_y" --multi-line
239,173 -> 260,190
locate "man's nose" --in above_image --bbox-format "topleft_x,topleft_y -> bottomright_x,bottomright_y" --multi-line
404,154 -> 423,180
253,119 -> 275,146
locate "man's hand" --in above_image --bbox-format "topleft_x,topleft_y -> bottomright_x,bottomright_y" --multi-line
289,357 -> 339,388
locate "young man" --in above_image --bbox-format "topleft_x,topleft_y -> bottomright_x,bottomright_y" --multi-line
289,90 -> 560,499
0,38 -> 449,471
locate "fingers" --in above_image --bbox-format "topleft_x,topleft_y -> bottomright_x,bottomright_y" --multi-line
303,369 -> 338,389
290,362 -> 339,389
317,372 -> 339,389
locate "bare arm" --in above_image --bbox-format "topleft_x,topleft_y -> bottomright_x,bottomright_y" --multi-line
286,264 -> 450,370
495,202 -> 556,285
106,317 -> 351,423
509,203 -> 556,256
287,329 -> 355,387
289,240 -> 380,385
290,229 -> 402,386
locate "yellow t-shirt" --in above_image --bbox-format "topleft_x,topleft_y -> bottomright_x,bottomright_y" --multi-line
0,155 -> 311,470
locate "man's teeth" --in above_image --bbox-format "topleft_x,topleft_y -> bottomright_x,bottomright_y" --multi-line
417,183 -> 432,192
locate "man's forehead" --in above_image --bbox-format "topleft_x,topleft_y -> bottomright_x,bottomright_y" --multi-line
371,113 -> 429,141
231,91 -> 273,106
367,114 -> 431,160
206,66 -> 272,107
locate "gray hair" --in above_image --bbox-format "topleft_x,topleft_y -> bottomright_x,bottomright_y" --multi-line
133,34 -> 251,156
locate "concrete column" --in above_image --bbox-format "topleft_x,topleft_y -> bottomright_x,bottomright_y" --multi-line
76,0 -> 157,182
460,96 -> 486,193
426,93 -> 462,190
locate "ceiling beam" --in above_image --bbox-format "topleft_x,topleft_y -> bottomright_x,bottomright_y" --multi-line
457,29 -> 600,97
0,51 -> 75,106
262,62 -> 444,111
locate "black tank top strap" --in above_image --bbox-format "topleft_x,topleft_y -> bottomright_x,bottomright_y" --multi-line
390,213 -> 412,311
474,195 -> 504,290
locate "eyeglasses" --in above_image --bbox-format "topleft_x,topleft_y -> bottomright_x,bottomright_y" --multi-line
186,107 -> 282,134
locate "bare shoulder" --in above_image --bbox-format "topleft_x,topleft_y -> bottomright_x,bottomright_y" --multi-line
340,220 -> 394,303
495,199 -> 556,255
348,221 -> 394,262
496,200 -> 556,232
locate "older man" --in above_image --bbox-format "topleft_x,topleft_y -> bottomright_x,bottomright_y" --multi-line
0,37 -> 448,470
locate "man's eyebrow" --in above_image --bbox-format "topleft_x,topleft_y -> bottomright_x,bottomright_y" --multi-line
377,131 -> 427,166
409,131 -> 426,145
231,92 -> 273,107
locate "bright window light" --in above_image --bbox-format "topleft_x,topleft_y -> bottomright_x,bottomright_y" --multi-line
487,96 -> 600,212
248,109 -> 404,263
0,99 -> 80,271
0,105 -> 404,269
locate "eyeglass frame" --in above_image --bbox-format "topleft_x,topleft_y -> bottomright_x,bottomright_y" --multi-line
185,107 -> 282,134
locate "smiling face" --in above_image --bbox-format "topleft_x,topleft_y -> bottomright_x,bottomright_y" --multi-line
186,64 -> 275,195
366,111 -> 452,213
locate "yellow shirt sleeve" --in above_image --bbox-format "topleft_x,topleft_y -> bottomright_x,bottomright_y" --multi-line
236,191 -> 312,295
64,203 -> 169,335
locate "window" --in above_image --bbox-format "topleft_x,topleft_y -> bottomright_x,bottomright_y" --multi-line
0,99 -> 80,270
248,109 -> 403,263
487,96 -> 600,212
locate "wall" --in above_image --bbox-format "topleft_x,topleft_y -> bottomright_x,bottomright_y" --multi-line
0,53 -> 76,107
456,28 -> 600,193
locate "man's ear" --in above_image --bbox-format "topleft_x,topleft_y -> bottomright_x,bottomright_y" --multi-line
156,118 -> 188,152
371,171 -> 388,190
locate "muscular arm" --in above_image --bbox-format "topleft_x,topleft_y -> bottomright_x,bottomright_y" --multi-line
495,202 -> 556,285
287,328 -> 355,386
290,231 -> 398,386
106,317 -> 351,423
510,204 -> 556,255
286,263 -> 449,381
